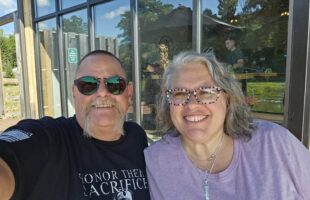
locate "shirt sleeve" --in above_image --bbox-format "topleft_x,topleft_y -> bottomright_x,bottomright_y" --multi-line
0,119 -> 53,196
284,129 -> 310,198
145,163 -> 165,200
260,120 -> 310,198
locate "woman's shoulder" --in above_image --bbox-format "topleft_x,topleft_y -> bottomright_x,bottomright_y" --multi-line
249,119 -> 310,166
253,119 -> 290,138
144,133 -> 183,171
249,119 -> 300,149
144,133 -> 180,157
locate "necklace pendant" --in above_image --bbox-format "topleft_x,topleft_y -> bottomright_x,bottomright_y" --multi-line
207,154 -> 216,162
204,180 -> 210,200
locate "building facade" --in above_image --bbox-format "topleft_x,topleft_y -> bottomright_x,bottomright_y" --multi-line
1,0 -> 310,147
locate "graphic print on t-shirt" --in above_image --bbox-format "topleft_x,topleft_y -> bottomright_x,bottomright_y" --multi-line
0,129 -> 33,142
78,168 -> 148,199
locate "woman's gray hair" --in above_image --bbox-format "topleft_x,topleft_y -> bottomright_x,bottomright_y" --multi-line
156,51 -> 256,139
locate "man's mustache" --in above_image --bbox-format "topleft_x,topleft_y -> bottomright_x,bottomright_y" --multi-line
91,98 -> 117,107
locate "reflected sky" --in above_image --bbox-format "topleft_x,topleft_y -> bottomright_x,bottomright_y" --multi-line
95,0 -> 129,38
0,0 -> 242,36
95,0 -> 217,38
0,0 -> 17,16
0,0 -> 17,34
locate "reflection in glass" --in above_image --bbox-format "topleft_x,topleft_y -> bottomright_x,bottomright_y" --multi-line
94,0 -> 133,120
202,0 -> 288,123
38,18 -> 61,117
0,23 -> 21,118
34,0 -> 56,17
139,0 -> 193,132
62,9 -> 89,116
61,0 -> 86,10
0,1 -> 17,16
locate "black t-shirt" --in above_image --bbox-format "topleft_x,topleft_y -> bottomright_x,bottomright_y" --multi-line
0,116 -> 150,200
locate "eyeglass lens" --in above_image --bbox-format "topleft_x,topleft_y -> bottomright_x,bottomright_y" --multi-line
74,76 -> 127,96
167,87 -> 221,105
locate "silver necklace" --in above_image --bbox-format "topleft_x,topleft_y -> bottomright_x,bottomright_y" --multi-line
204,134 -> 224,200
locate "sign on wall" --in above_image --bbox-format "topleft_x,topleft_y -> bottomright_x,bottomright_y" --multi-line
67,48 -> 78,64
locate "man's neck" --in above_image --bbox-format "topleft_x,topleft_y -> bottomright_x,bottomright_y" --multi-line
86,126 -> 124,141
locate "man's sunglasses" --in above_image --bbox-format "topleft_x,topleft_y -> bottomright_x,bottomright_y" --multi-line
74,75 -> 127,96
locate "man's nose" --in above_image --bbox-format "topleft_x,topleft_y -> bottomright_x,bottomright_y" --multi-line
96,81 -> 110,96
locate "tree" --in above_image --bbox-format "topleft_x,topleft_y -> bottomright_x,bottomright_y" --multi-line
63,15 -> 87,34
0,30 -> 16,78
218,0 -> 238,22
117,0 -> 173,43
240,0 -> 289,49
203,8 -> 218,18
116,1 -> 174,79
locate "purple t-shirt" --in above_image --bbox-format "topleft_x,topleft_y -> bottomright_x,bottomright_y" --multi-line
144,120 -> 310,200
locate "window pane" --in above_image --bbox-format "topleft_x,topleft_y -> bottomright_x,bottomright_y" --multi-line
94,0 -> 133,120
0,0 -> 17,16
34,0 -> 56,17
0,23 -> 21,119
62,9 -> 89,116
61,0 -> 86,10
202,0 -> 288,124
139,0 -> 193,133
37,18 -> 62,117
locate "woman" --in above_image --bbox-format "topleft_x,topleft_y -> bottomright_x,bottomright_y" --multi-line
144,51 -> 310,200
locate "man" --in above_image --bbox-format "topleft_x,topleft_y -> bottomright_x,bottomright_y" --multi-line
0,50 -> 150,199
224,37 -> 244,69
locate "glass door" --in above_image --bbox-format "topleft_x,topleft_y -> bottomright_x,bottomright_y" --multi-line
202,0 -> 288,124
62,9 -> 89,116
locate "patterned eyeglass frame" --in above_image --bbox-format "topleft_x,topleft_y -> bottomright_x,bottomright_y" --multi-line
165,86 -> 224,106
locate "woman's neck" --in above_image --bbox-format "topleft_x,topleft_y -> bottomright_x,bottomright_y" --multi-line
182,134 -> 234,172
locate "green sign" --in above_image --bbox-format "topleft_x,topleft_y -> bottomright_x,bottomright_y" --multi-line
68,48 -> 78,63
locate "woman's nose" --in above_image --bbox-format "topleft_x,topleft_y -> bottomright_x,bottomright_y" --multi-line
186,93 -> 199,105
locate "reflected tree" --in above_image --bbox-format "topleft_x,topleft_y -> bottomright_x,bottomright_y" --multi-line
63,15 -> 87,34
203,0 -> 288,64
0,30 -> 16,78
218,0 -> 238,22
117,1 -> 174,79
241,0 -> 289,50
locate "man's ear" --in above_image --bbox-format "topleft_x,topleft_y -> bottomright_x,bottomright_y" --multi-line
72,84 -> 76,99
126,83 -> 133,102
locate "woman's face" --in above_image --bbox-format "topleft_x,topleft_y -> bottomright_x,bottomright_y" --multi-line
169,62 -> 227,144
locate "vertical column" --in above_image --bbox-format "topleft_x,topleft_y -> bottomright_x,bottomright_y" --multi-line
22,0 -> 39,118
0,51 -> 4,117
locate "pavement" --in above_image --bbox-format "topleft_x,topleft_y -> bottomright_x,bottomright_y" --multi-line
0,118 -> 20,133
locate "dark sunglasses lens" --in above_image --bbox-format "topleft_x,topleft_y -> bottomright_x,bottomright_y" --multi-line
76,76 -> 98,95
105,76 -> 127,95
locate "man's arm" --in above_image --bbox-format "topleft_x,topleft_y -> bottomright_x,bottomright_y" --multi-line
233,58 -> 244,68
0,158 -> 14,200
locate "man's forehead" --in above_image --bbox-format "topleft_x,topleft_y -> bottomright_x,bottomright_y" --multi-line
81,54 -> 120,65
77,54 -> 125,75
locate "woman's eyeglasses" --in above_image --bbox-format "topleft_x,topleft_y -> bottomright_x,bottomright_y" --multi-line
74,75 -> 127,96
166,86 -> 224,106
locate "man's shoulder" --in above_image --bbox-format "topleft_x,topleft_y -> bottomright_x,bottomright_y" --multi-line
11,115 -> 70,124
2,116 -> 79,138
40,116 -> 77,127
124,121 -> 145,135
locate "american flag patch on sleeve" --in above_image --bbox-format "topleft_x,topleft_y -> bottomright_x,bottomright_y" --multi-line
0,130 -> 33,142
